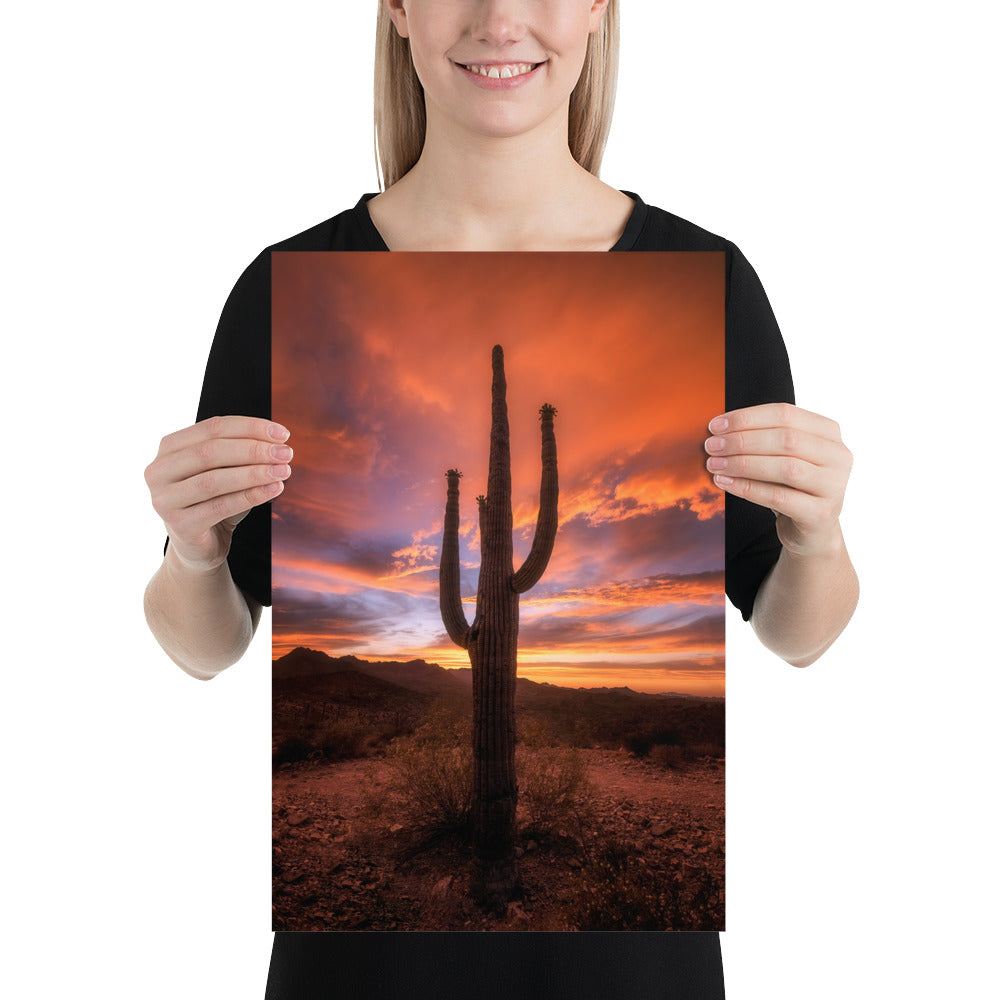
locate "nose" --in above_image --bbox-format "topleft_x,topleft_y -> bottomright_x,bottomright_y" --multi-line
470,0 -> 529,47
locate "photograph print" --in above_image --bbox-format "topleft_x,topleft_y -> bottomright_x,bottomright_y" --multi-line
271,250 -> 726,932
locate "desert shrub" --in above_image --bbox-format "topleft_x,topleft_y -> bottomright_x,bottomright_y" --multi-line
314,720 -> 379,760
355,702 -> 474,848
648,743 -> 685,770
273,734 -> 312,766
560,838 -> 669,930
624,733 -> 653,757
625,726 -> 681,758
271,721 -> 380,765
571,717 -> 595,749
561,837 -> 723,931
516,744 -> 596,839
517,714 -> 558,748
354,701 -> 600,852
648,741 -> 726,768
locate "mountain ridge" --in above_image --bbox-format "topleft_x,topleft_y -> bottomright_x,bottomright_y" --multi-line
273,647 -> 720,700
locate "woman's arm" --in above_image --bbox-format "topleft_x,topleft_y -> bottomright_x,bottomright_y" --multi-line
143,415 -> 291,679
706,402 -> 859,666
144,547 -> 264,680
747,525 -> 858,667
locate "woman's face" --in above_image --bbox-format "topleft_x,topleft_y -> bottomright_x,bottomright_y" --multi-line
387,0 -> 610,141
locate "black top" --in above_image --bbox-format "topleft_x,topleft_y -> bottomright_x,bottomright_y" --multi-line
181,191 -> 795,1000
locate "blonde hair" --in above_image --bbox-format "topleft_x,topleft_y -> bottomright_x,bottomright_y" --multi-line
373,0 -> 620,190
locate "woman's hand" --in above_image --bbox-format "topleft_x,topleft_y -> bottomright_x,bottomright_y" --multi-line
145,415 -> 292,574
704,402 -> 853,558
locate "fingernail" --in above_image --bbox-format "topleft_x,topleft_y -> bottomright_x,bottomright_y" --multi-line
705,436 -> 726,452
270,445 -> 293,461
263,481 -> 283,495
706,456 -> 727,471
714,474 -> 734,486
268,423 -> 290,441
709,416 -> 729,433
269,464 -> 291,479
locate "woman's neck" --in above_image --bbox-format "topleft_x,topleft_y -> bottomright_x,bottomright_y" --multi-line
368,116 -> 633,252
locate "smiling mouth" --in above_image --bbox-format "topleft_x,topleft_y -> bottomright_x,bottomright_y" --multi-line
457,62 -> 545,79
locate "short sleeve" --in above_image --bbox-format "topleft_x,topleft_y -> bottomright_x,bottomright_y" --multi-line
724,242 -> 795,620
163,248 -> 273,607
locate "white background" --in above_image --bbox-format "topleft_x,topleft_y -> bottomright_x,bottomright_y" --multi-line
3,1 -> 995,996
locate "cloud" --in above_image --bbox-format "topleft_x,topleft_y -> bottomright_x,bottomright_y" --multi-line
519,610 -> 724,656
521,569 -> 725,616
387,543 -> 440,579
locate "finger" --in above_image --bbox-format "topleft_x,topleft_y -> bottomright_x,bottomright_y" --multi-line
704,427 -> 845,467
705,454 -> 834,497
708,403 -> 842,444
150,437 -> 293,489
711,474 -> 825,525
167,479 -> 286,541
156,416 -> 289,460
155,462 -> 291,518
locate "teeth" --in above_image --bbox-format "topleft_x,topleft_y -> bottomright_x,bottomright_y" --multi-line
462,62 -> 537,79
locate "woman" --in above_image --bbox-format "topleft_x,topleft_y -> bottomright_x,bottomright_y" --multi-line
145,2 -> 858,997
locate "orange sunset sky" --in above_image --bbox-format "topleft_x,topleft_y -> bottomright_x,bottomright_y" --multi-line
271,252 -> 725,696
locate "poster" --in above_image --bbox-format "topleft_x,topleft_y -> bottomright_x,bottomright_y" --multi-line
271,251 -> 725,932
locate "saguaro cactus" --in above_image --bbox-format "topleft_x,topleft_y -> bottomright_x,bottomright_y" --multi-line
439,343 -> 558,913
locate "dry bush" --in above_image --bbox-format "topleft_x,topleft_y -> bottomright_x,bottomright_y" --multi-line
517,714 -> 557,747
272,734 -> 312,766
514,714 -> 598,840
353,703 -> 600,853
624,726 -> 680,758
354,702 -> 474,851
648,743 -> 685,770
560,836 -> 723,931
272,721 -> 379,765
571,717 -> 596,749
315,720 -> 381,760
647,741 -> 725,770
516,744 -> 596,840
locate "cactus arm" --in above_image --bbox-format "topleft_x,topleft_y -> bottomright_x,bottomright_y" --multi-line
512,403 -> 558,594
469,494 -> 488,641
440,468 -> 471,648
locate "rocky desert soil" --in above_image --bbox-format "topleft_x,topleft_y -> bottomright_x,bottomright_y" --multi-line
272,748 -> 724,932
